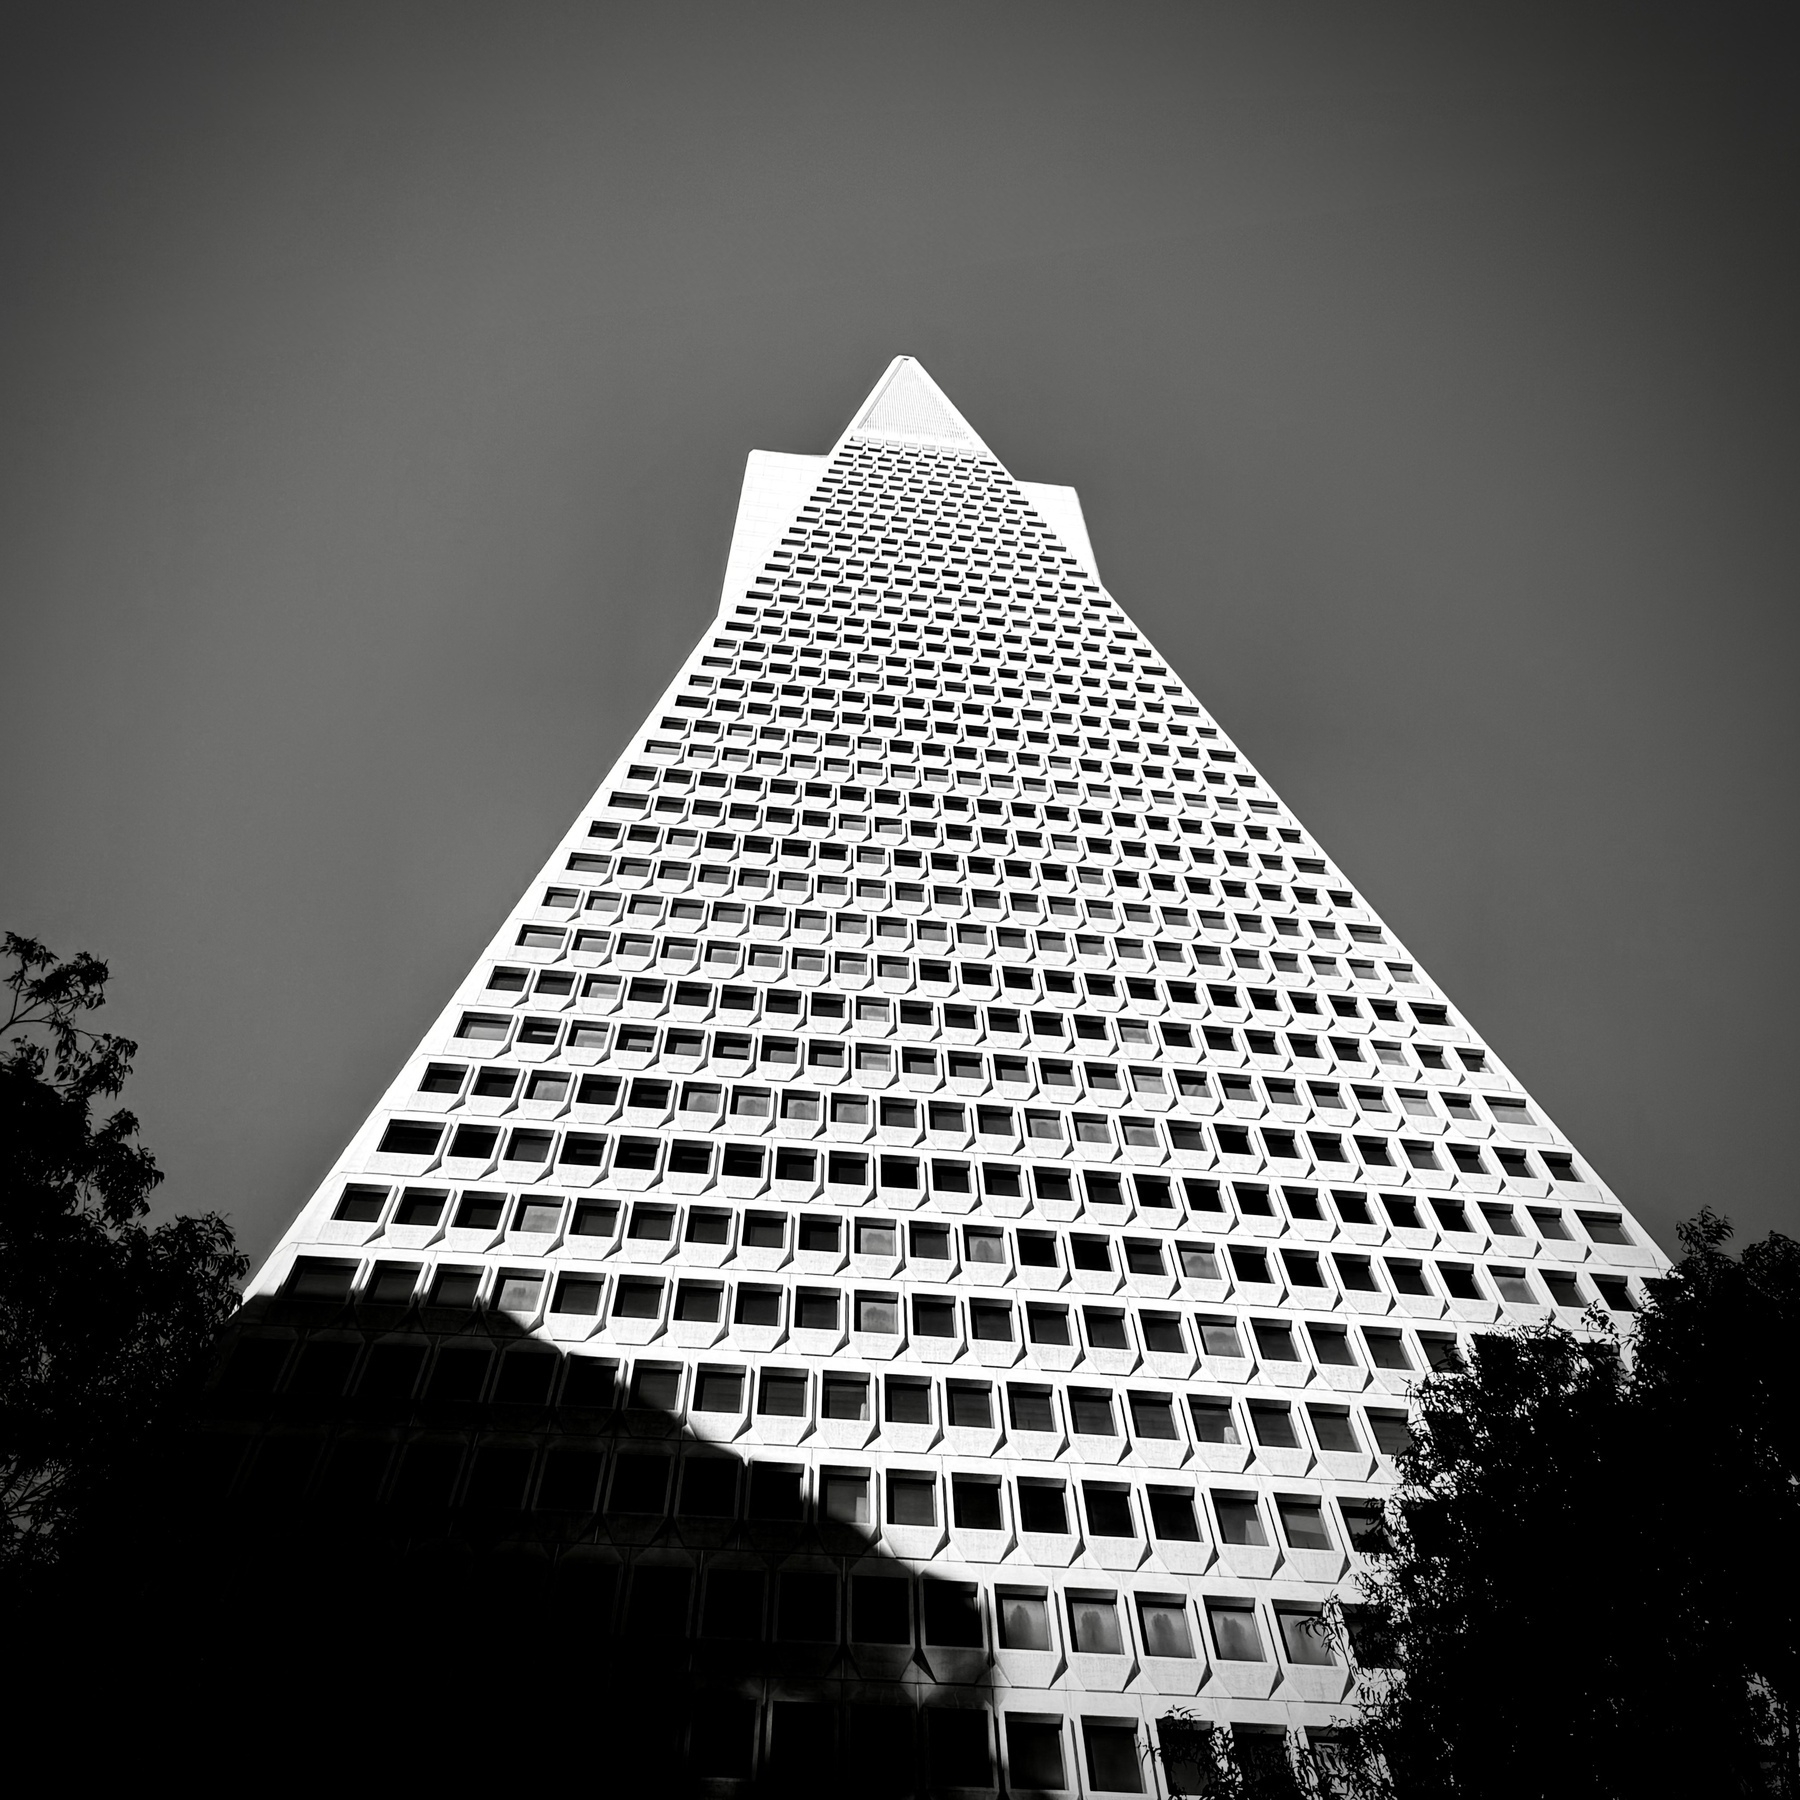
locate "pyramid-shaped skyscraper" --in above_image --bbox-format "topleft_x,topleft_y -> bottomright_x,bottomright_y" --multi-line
222,359 -> 1666,1792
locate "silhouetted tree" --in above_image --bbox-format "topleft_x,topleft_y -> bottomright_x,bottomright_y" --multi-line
0,932 -> 245,1587
1151,1214 -> 1799,1800
1344,1210 -> 1799,1799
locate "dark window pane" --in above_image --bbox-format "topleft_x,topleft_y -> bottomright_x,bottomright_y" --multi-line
1017,1482 -> 1069,1535
625,1565 -> 690,1640
851,1574 -> 912,1645
779,1572 -> 838,1643
922,1580 -> 984,1648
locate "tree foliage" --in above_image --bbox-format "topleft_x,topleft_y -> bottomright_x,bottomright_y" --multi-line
1150,1214 -> 1798,1799
1156,1714 -> 1357,1797
0,932 -> 246,1584
1347,1210 -> 1800,1799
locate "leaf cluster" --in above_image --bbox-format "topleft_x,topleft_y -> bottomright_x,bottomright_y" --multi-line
1351,1210 -> 1800,1799
1,933 -> 247,1585
1155,1712 -> 1385,1798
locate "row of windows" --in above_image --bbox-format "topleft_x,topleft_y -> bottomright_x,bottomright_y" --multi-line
435,1049 -> 1497,1126
450,1024 -> 1478,1105
285,1250 -> 1639,1356
240,1325 -> 1429,1465
467,975 -> 1474,1067
374,1112 -> 1571,1199
552,884 -> 1345,932
765,523 -> 1086,578
251,1426 -> 1359,1674
533,936 -> 1395,992
645,710 -> 1215,763
710,611 -> 1158,651
233,1401 -> 1374,1568
700,621 -> 1169,676
418,1080 -> 1518,1157
656,733 -> 1242,804
678,696 -> 1193,758
338,1178 -> 1626,1262
706,615 -> 1162,664
727,602 -> 1125,654
646,1692 -> 1321,1798
600,807 -> 1251,872
660,707 -> 1206,777
530,914 -> 1379,963
468,997 -> 1457,1071
684,656 -> 1189,723
574,815 -> 1285,888
683,672 -> 1195,730
233,1328 -> 1417,1458
690,647 -> 1179,703
625,756 -> 1255,816
436,1057 -> 1516,1138
756,549 -> 1096,595
630,747 -> 1196,808
625,733 -> 1261,809
645,730 -> 1238,803
612,780 -> 1249,845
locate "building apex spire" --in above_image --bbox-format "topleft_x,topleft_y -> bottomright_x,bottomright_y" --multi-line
845,356 -> 992,456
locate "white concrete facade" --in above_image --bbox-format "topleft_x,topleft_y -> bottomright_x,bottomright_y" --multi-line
244,357 -> 1666,1794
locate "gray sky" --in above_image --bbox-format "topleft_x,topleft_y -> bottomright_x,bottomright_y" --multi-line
3,2 -> 1795,1268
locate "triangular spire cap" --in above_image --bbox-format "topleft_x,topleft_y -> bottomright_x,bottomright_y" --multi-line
835,357 -> 998,461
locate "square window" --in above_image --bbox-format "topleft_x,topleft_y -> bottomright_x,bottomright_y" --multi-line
692,1367 -> 743,1413
1213,1494 -> 1267,1546
1017,1480 -> 1069,1535
822,1469 -> 871,1525
1339,1499 -> 1386,1551
1138,1597 -> 1195,1659
1277,1496 -> 1333,1551
997,1590 -> 1053,1650
885,1375 -> 932,1424
1082,1718 -> 1145,1793
1248,1401 -> 1299,1449
851,1574 -> 911,1645
612,1277 -> 663,1321
922,1580 -> 984,1648
332,1184 -> 387,1224
1145,1486 -> 1201,1541
1069,1390 -> 1116,1436
1307,1405 -> 1360,1454
629,1362 -> 681,1410
947,1381 -> 994,1429
778,1572 -> 838,1643
1187,1397 -> 1240,1444
951,1474 -> 1003,1532
927,1708 -> 991,1788
1068,1594 -> 1123,1655
759,1371 -> 808,1417
1277,1606 -> 1337,1666
741,1210 -> 784,1249
1083,1484 -> 1136,1538
748,1463 -> 803,1521
1365,1409 -> 1414,1457
495,1272 -> 543,1314
1207,1601 -> 1265,1662
1008,1385 -> 1057,1434
1006,1718 -> 1065,1791
821,1372 -> 869,1419
551,1273 -> 604,1317
1492,1267 -> 1536,1305
608,1453 -> 671,1515
736,1285 -> 783,1327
